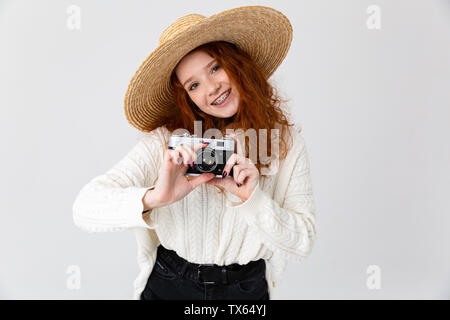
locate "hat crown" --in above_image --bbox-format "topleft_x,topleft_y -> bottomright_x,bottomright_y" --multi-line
159,14 -> 206,44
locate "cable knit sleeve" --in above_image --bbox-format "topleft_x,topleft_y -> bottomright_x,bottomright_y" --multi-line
72,130 -> 165,232
230,133 -> 317,262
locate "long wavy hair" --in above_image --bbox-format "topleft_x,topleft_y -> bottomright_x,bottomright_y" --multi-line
153,41 -> 296,184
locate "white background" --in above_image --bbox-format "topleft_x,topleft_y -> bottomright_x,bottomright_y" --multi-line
1,0 -> 449,299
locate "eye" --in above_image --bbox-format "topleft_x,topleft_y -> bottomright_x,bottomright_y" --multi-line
188,65 -> 220,91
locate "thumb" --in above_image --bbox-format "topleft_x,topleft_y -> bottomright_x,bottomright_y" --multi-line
206,176 -> 231,188
190,173 -> 215,189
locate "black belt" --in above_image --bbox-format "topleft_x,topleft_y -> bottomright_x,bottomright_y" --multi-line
157,245 -> 265,286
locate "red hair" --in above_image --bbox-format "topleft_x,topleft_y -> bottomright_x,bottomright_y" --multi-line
153,41 -> 296,177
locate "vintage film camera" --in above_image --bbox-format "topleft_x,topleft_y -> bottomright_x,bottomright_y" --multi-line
168,133 -> 235,178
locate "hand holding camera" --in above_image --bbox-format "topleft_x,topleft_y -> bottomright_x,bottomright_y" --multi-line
206,132 -> 260,203
144,139 -> 216,209
144,133 -> 258,209
206,149 -> 260,203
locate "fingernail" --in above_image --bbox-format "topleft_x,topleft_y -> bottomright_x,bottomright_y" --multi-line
222,171 -> 227,178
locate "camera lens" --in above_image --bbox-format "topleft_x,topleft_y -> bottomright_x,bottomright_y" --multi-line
194,148 -> 218,173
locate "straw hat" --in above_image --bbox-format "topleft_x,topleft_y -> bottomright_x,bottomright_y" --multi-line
124,5 -> 293,132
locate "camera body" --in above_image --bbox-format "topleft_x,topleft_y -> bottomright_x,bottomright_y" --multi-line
168,133 -> 235,178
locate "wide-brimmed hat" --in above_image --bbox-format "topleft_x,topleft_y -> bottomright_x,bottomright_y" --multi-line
124,5 -> 293,132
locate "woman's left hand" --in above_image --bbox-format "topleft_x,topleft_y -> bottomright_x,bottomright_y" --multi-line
206,134 -> 259,202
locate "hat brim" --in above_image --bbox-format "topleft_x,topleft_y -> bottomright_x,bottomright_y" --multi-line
124,6 -> 293,132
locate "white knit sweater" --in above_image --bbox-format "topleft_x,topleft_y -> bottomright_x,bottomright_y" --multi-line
72,125 -> 317,299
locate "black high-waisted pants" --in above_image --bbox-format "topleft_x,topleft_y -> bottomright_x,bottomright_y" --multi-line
140,245 -> 269,300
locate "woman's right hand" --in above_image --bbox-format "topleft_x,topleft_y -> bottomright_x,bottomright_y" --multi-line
146,142 -> 215,208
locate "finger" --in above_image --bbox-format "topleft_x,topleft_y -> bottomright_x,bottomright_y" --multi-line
169,149 -> 184,166
188,142 -> 210,163
231,164 -> 243,184
175,145 -> 195,167
179,145 -> 196,166
222,153 -> 237,177
206,177 -> 220,186
189,172 -> 215,189
192,142 -> 210,152
207,176 -> 237,189
223,153 -> 247,178
166,149 -> 175,164
192,142 -> 210,165
236,168 -> 252,185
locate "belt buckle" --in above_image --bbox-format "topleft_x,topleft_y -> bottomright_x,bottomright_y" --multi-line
198,264 -> 216,285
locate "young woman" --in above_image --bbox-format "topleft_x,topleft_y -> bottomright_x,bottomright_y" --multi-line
72,6 -> 317,300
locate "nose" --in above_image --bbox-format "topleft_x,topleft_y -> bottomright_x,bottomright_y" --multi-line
207,79 -> 221,96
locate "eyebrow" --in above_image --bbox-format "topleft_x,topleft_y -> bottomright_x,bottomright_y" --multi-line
182,59 -> 216,87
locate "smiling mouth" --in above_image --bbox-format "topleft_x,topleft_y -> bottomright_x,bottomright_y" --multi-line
211,89 -> 231,105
